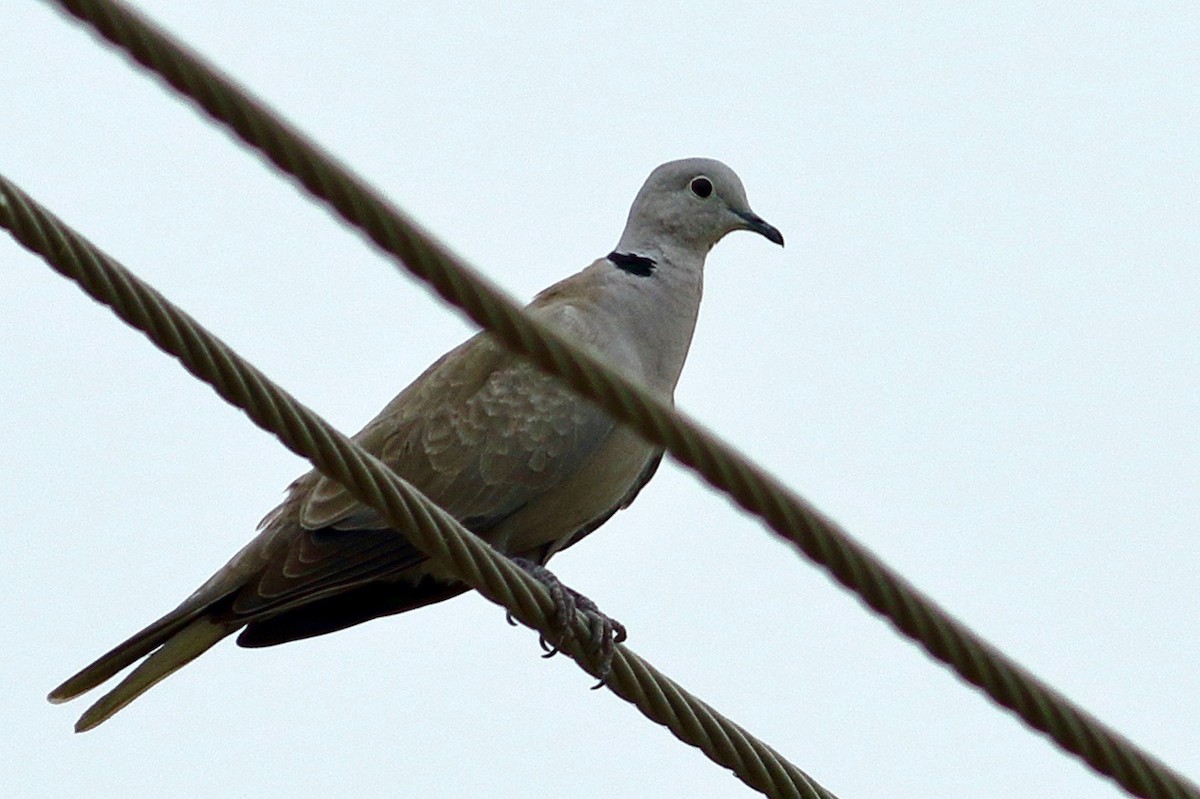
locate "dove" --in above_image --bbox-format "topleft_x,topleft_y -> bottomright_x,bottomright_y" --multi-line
49,157 -> 784,732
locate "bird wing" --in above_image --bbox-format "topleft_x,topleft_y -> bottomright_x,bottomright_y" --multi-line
301,330 -> 617,533
221,322 -> 623,625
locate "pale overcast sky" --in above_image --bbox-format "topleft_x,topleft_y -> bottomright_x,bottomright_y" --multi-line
2,3 -> 1198,798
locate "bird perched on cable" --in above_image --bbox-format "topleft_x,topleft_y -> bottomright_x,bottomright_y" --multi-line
50,157 -> 784,732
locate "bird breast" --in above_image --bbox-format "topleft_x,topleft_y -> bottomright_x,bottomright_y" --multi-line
486,422 -> 656,557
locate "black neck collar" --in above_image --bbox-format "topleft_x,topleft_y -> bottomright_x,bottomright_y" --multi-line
607,251 -> 657,277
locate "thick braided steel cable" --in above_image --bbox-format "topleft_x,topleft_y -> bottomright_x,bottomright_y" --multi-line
39,2 -> 1199,797
0,174 -> 838,799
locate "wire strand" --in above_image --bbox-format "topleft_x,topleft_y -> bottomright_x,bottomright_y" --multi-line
34,2 -> 1200,796
1,173 -> 836,799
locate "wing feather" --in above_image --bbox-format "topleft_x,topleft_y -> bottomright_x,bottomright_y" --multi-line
300,331 -> 614,534
222,324 -> 618,624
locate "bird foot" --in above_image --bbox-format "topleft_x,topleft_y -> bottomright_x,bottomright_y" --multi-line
506,557 -> 626,687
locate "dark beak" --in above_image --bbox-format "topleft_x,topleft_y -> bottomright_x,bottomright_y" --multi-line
735,210 -> 785,246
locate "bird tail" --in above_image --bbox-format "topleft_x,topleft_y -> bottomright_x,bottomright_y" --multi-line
49,610 -> 232,732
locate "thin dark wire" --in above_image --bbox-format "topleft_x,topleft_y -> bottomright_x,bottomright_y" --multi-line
0,173 -> 836,799
39,2 -> 1200,797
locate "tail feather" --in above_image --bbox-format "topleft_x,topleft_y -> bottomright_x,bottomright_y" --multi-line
71,617 -> 230,733
48,604 -> 211,705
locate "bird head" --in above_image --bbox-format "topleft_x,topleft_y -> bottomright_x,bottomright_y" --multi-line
616,158 -> 784,256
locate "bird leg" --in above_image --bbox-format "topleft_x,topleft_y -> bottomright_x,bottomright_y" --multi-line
506,557 -> 626,687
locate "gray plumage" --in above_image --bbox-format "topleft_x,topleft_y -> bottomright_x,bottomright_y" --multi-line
49,158 -> 783,731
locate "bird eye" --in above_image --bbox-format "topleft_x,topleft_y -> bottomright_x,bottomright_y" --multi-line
689,176 -> 713,198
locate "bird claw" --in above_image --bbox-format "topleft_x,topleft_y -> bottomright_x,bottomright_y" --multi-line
510,557 -> 623,685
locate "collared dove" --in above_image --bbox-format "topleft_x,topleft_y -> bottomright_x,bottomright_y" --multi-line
50,157 -> 784,732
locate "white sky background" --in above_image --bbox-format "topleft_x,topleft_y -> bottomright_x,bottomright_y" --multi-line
2,3 -> 1198,797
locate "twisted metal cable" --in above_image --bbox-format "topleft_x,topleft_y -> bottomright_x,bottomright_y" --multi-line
38,2 -> 1200,797
1,174 -> 837,799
